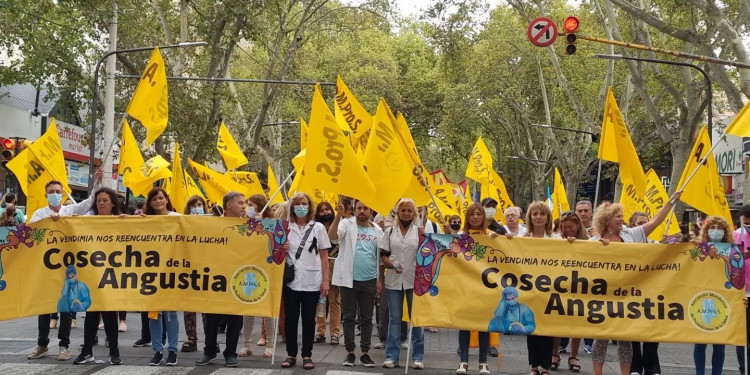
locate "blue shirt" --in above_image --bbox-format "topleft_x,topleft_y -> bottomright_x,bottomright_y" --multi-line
353,225 -> 378,281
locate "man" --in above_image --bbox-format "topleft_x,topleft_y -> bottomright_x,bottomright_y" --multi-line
330,200 -> 383,367
196,191 -> 246,368
27,170 -> 102,361
503,207 -> 526,236
575,200 -> 593,235
481,197 -> 507,235
0,193 -> 26,225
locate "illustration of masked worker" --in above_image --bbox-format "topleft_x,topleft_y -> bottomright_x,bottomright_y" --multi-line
487,286 -> 535,334
57,265 -> 91,313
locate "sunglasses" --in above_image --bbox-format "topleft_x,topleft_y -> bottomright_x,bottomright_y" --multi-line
561,211 -> 579,219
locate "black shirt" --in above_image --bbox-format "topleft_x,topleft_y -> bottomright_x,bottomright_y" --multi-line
488,220 -> 508,235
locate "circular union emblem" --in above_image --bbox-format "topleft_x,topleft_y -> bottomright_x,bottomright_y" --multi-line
688,291 -> 730,332
230,265 -> 269,304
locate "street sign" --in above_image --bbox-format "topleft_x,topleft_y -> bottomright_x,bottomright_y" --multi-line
527,17 -> 558,47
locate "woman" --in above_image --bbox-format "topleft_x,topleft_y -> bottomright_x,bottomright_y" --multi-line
239,194 -> 275,358
551,211 -> 587,373
144,188 -> 181,366
590,191 -> 681,375
0,193 -> 24,226
281,193 -> 331,370
73,188 -> 124,366
693,216 -> 733,375
456,203 -> 497,375
314,201 -> 342,346
179,195 -> 206,353
380,198 -> 425,369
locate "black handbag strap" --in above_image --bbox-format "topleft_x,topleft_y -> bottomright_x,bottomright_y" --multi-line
294,221 -> 316,260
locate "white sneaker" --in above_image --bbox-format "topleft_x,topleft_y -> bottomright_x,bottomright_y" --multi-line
374,341 -> 385,349
413,360 -> 424,369
383,359 -> 397,368
479,363 -> 490,375
57,347 -> 70,361
630,373 -> 640,375
456,362 -> 468,374
400,342 -> 409,350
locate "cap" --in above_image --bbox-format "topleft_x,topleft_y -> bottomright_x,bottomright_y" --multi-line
481,197 -> 498,206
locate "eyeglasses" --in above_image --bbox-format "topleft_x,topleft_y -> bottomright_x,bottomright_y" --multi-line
561,211 -> 579,219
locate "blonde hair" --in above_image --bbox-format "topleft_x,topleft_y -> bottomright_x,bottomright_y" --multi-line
288,192 -> 316,222
592,202 -> 624,237
559,211 -> 589,240
463,203 -> 487,232
524,201 -> 553,237
628,211 -> 650,227
274,202 -> 289,220
700,216 -> 735,243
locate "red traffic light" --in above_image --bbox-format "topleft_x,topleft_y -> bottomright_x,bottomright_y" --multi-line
563,16 -> 579,33
1,138 -> 14,150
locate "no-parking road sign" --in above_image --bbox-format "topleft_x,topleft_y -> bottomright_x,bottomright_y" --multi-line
527,17 -> 558,47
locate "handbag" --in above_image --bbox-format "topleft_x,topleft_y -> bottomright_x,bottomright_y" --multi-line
284,222 -> 316,285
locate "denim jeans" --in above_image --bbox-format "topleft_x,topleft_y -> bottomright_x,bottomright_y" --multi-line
385,289 -> 424,362
695,344 -> 725,375
149,311 -> 179,353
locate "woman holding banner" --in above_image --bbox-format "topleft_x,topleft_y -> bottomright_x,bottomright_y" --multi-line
73,187 -> 124,366
180,195 -> 207,353
144,188 -> 181,366
456,203 -> 498,375
589,191 -> 681,375
281,193 -> 331,370
379,198 -> 425,370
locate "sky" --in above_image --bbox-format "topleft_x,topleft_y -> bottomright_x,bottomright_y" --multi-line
395,0 -> 504,17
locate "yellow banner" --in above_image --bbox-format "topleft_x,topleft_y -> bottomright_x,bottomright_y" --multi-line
0,217 -> 288,321
412,234 -> 746,345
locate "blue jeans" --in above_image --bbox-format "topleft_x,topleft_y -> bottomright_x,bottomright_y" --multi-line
695,344 -> 725,375
385,289 -> 424,362
149,311 -> 179,353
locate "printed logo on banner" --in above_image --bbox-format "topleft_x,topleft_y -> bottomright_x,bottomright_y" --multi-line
230,265 -> 270,304
688,291 -> 730,332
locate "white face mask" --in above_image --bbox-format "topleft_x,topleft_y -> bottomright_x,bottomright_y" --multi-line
484,207 -> 496,220
246,206 -> 256,218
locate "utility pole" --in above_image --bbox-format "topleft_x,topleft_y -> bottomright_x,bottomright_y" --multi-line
102,2 -> 118,190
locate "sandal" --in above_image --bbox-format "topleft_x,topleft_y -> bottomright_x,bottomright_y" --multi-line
263,348 -> 273,358
541,369 -> 551,375
181,340 -> 197,352
313,335 -> 326,344
330,336 -> 339,346
281,357 -> 296,368
303,357 -> 314,370
551,355 -> 560,370
529,369 -> 540,375
568,357 -> 581,373
426,327 -> 439,333
257,337 -> 266,346
238,346 -> 252,357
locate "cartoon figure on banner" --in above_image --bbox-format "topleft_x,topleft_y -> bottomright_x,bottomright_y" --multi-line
692,242 -> 745,290
0,224 -> 51,291
57,265 -> 91,313
227,218 -> 289,265
243,272 -> 258,297
487,286 -> 536,334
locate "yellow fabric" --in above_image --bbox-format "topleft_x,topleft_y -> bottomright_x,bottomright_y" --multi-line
551,168 -> 570,222
227,171 -> 265,197
169,143 -> 206,213
724,99 -> 750,137
465,137 -> 493,183
217,122 -> 248,170
480,169 -> 514,223
603,88 -> 648,196
300,117 -> 309,152
334,75 -> 373,141
620,169 -> 681,241
187,159 -> 247,208
126,47 -> 168,146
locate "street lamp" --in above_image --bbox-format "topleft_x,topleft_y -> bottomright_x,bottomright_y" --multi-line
87,42 -> 207,191
594,54 -> 712,143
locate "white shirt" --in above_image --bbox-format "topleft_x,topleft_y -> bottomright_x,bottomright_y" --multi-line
505,224 -> 527,236
379,224 -> 419,291
30,186 -> 101,223
332,217 -> 383,288
286,221 -> 331,292
590,226 -> 646,243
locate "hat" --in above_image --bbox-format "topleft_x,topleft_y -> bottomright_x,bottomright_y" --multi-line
481,197 -> 498,206
65,264 -> 76,275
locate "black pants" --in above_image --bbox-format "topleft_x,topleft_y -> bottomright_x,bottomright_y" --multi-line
377,287 -> 408,342
631,342 -> 660,375
139,312 -> 166,342
204,314 -> 242,358
50,312 -> 75,320
38,313 -> 71,348
82,311 -> 119,356
736,303 -> 750,374
341,279 -> 377,353
284,286 -> 319,358
528,335 -> 554,369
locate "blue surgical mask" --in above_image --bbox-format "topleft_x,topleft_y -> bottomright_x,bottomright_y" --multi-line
47,193 -> 63,207
294,204 -> 309,217
246,206 -> 256,218
708,229 -> 725,243
506,298 -> 518,307
190,207 -> 205,215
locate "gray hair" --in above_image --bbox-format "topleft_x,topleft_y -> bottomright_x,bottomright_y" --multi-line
504,206 -> 522,217
575,200 -> 592,209
223,191 -> 245,208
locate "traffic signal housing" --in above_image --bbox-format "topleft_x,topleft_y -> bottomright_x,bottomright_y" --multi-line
1,138 -> 15,169
563,16 -> 579,55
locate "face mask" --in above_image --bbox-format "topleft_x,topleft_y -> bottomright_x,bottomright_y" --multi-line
190,207 -> 205,215
708,229 -> 725,242
450,223 -> 461,231
318,214 -> 335,223
294,204 -> 309,217
246,206 -> 256,218
484,207 -> 496,219
399,219 -> 413,228
506,298 -> 518,307
743,224 -> 750,233
47,193 -> 63,207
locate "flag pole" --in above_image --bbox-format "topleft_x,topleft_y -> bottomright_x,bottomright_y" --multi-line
271,317 -> 279,365
593,159 -> 602,211
260,169 -> 295,216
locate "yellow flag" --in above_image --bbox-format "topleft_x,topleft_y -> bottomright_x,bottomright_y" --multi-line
188,159 -> 248,207
267,163 -> 285,205
598,93 -> 618,163
169,143 -> 205,212
184,170 -> 205,203
434,184 -> 459,216
334,76 -> 373,141
724,99 -> 750,137
119,120 -> 147,195
300,118 -> 309,152
604,88 -> 648,196
395,112 -> 423,166
134,155 -> 172,196
6,120 -> 72,219
676,126 -> 734,228
466,137 -> 493,183
432,169 -> 451,186
126,47 -> 168,146
362,98 -> 414,215
551,168 -> 570,222
620,169 -> 680,241
217,122 -> 248,170
228,171 -> 265,197
480,169 -> 514,223
304,83 -> 375,201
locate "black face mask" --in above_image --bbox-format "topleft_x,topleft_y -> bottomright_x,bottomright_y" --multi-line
318,214 -> 335,223
450,223 -> 461,231
399,219 -> 413,228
